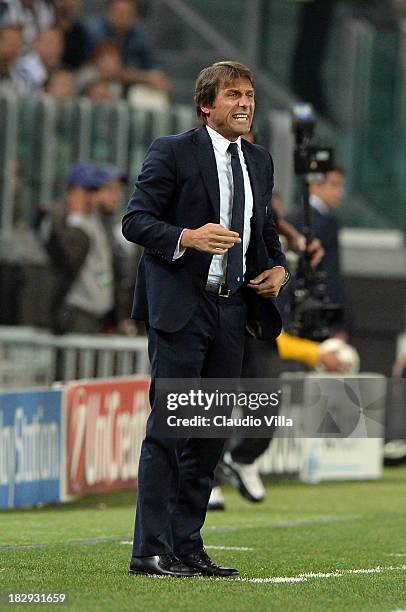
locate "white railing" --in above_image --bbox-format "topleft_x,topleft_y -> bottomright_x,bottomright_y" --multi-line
0,326 -> 149,389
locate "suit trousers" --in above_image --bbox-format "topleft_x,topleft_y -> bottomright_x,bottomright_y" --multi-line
132,290 -> 246,557
228,336 -> 282,464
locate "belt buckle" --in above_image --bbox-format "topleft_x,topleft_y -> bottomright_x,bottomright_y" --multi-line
218,284 -> 231,298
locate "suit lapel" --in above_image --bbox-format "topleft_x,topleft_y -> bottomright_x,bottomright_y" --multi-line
193,126 -> 220,220
241,140 -> 264,224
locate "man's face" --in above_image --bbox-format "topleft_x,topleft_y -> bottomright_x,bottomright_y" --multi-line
107,0 -> 137,34
47,70 -> 75,99
36,29 -> 64,70
96,180 -> 124,213
53,0 -> 82,20
201,76 -> 255,141
0,29 -> 23,63
312,170 -> 345,209
67,187 -> 93,214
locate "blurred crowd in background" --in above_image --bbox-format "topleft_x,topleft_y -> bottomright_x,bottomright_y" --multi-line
2,0 -> 406,109
0,0 -> 170,105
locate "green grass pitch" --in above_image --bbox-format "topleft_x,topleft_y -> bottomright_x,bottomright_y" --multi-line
2,467 -> 406,612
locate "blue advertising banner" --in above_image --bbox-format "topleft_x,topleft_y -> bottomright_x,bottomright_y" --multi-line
0,390 -> 64,510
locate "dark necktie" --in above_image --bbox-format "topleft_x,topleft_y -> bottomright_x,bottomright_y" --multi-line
225,142 -> 245,292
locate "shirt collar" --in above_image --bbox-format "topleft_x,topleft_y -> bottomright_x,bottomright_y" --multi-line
310,194 -> 330,215
206,125 -> 242,155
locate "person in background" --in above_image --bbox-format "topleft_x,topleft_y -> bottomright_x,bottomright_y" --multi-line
85,0 -> 170,94
241,131 -> 324,266
17,27 -> 65,92
92,163 -> 140,335
284,164 -> 350,338
77,36 -> 171,103
31,26 -> 65,74
0,24 -> 26,95
0,0 -> 54,46
42,161 -> 114,335
75,40 -> 124,100
81,76 -> 120,104
44,67 -> 75,98
52,0 -> 92,69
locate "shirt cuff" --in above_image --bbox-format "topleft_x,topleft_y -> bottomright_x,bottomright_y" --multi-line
173,228 -> 187,260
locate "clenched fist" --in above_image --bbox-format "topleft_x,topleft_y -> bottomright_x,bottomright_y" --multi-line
181,223 -> 241,255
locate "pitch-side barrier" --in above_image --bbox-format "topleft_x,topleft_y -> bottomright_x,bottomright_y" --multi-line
0,377 -> 150,510
0,327 -> 149,389
0,338 -> 386,510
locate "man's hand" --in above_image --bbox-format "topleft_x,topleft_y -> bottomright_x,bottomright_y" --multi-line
181,223 -> 241,254
277,218 -> 324,269
294,235 -> 324,268
118,319 -> 138,337
306,238 -> 324,268
248,267 -> 286,298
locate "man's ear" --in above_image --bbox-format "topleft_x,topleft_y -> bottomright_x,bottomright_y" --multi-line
200,106 -> 211,117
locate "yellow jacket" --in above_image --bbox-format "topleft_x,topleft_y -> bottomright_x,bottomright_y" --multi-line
276,332 -> 320,368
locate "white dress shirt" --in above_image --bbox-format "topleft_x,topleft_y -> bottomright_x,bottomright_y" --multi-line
174,126 -> 254,284
310,194 -> 330,216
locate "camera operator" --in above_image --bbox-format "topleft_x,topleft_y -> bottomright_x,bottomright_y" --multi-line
284,164 -> 350,338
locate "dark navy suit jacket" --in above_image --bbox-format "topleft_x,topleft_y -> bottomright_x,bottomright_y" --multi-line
122,126 -> 287,340
286,205 -> 343,306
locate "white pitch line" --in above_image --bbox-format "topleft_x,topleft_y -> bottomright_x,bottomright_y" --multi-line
205,546 -> 254,552
120,542 -> 253,551
386,553 -> 406,557
238,564 -> 406,584
206,514 -> 361,532
131,565 -> 406,583
273,514 -> 362,528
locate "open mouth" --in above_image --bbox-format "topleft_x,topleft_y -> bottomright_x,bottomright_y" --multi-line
232,114 -> 250,122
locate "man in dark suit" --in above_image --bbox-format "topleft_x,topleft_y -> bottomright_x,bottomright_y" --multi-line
122,61 -> 289,578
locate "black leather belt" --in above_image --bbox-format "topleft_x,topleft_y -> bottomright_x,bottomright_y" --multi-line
205,282 -> 232,298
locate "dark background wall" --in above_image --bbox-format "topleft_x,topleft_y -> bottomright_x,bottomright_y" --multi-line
345,276 -> 406,376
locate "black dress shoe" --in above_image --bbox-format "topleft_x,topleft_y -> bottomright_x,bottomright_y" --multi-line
129,554 -> 201,577
178,548 -> 240,578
